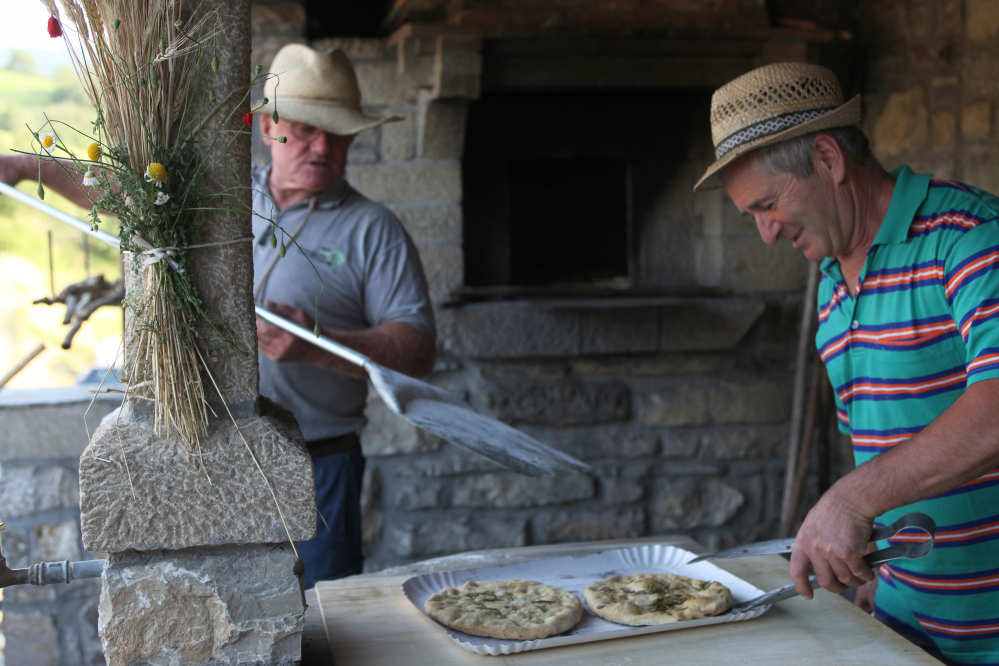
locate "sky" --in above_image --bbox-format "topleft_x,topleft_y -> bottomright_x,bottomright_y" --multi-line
2,0 -> 68,51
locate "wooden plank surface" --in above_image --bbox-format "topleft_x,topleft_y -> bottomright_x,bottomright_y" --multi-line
316,537 -> 939,665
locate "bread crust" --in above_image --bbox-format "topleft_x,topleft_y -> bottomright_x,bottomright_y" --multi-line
424,579 -> 583,640
584,574 -> 733,626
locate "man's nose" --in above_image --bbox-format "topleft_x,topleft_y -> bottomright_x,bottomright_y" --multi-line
310,131 -> 333,152
755,214 -> 782,245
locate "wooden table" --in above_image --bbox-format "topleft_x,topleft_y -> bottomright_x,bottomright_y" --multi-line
313,536 -> 940,665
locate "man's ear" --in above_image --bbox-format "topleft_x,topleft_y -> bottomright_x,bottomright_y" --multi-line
812,133 -> 846,183
260,113 -> 273,137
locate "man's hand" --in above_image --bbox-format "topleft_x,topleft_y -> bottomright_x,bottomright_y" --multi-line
854,575 -> 878,614
789,479 -> 876,598
255,300 -> 320,364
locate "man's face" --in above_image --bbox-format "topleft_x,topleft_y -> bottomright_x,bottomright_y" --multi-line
722,154 -> 842,262
262,115 -> 354,195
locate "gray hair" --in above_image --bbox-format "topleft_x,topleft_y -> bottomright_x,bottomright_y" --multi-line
752,126 -> 878,180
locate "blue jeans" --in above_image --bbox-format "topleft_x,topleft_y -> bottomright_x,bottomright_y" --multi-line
298,445 -> 366,589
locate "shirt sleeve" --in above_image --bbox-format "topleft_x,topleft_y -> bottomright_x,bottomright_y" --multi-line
945,221 -> 999,386
361,214 -> 437,342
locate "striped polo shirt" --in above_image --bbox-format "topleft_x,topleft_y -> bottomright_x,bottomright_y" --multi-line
817,165 -> 999,665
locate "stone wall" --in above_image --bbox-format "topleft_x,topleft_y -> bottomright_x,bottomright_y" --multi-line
0,388 -> 119,666
859,0 -> 999,187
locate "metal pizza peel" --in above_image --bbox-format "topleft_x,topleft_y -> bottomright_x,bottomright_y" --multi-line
0,181 -> 591,477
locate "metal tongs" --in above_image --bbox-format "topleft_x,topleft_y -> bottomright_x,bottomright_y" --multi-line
687,512 -> 936,614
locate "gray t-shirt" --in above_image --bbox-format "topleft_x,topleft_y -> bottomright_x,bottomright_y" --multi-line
251,164 -> 435,441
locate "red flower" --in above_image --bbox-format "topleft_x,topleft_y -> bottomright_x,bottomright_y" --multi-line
47,16 -> 62,38
242,113 -> 253,127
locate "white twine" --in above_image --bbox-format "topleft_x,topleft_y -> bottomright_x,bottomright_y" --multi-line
128,236 -> 253,275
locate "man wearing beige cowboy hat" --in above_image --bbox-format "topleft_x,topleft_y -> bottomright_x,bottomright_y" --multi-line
699,62 -> 999,665
250,44 -> 436,586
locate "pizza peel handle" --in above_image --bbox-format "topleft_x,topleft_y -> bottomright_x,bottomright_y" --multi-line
255,308 -> 592,478
3,185 -> 590,479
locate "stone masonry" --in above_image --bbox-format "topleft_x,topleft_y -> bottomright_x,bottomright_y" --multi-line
0,388 -> 120,666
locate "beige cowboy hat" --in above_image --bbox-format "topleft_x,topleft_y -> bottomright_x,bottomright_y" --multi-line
256,44 -> 401,136
693,62 -> 861,192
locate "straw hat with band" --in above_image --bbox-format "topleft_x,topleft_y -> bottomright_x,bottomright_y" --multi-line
694,62 -> 861,192
256,44 -> 401,136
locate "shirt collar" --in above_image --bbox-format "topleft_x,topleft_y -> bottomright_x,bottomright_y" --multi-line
872,165 -> 932,247
253,163 -> 351,211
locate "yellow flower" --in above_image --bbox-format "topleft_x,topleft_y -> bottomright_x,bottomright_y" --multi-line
38,132 -> 57,154
87,143 -> 102,162
144,162 -> 167,187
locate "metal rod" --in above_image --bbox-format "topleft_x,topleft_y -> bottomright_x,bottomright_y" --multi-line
0,181 -> 120,248
0,342 -> 46,390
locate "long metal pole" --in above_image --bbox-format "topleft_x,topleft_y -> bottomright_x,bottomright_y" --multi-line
779,260 -> 821,537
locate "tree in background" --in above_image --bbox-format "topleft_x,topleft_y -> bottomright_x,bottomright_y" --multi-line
6,49 -> 37,74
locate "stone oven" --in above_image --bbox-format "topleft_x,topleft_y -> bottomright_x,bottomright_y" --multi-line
249,3 -> 861,572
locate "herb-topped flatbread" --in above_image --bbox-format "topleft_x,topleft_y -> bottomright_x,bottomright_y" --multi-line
424,579 -> 583,640
584,574 -> 733,625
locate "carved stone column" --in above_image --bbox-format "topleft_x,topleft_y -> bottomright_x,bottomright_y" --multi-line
78,1 -> 316,663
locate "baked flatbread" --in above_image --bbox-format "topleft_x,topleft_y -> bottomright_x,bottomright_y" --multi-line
424,579 -> 583,640
584,574 -> 733,625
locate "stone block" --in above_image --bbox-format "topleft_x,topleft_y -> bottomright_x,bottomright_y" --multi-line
419,101 -> 469,159
964,146 -> 999,194
937,0 -> 962,35
872,86 -> 929,158
250,3 -> 305,35
393,204 -> 462,247
651,479 -> 745,531
361,392 -> 443,457
396,481 -> 447,511
396,452 -> 505,477
310,37 -> 386,60
452,473 -> 594,508
908,0 -> 934,40
660,299 -> 765,351
2,611 -> 61,666
580,308 -> 659,355
0,393 -> 118,462
660,431 -> 702,458
968,0 -> 999,40
604,479 -> 644,504
642,380 -> 786,427
570,353 -> 722,376
933,111 -> 956,150
418,245 -> 464,303
963,47 -> 999,99
1,526 -> 29,568
34,521 -> 81,563
533,508 -> 645,544
483,379 -> 631,425
0,465 -> 78,518
431,52 -> 482,100
721,240 -> 810,291
347,162 -> 462,204
390,516 -> 526,557
701,428 -> 786,459
524,426 -> 659,460
654,460 -> 728,476
79,398 -> 316,553
381,114 -> 416,162
99,544 -> 305,666
962,102 -> 991,139
596,462 -> 653,479
354,57 -> 435,106
437,305 -> 580,358
361,467 -> 383,557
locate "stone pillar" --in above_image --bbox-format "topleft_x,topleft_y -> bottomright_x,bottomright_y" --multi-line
77,1 -> 316,664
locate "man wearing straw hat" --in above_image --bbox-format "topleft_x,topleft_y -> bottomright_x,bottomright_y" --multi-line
698,62 -> 999,665
250,44 -> 436,587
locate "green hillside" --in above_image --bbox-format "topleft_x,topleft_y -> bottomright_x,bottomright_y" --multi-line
0,67 -> 58,106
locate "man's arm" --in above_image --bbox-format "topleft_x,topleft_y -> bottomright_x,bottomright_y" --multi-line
789,377 -> 999,597
0,154 -> 97,209
255,300 -> 436,380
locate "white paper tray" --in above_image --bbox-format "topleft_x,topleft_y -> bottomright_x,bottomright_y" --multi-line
401,543 -> 771,656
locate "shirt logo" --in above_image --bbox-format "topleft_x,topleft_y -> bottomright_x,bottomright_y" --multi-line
318,249 -> 345,269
